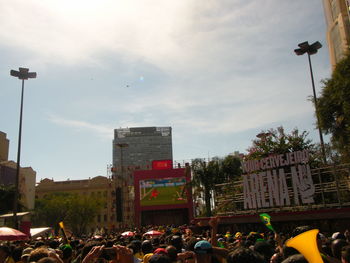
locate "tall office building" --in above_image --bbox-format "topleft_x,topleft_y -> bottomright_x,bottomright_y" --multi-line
113,127 -> 173,172
112,126 -> 173,226
323,0 -> 350,69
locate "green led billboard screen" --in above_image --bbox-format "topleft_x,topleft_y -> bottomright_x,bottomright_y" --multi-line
140,177 -> 187,206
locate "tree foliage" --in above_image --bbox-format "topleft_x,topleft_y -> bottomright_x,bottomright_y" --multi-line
66,195 -> 103,236
33,193 -> 102,236
191,159 -> 219,217
245,126 -> 315,160
191,156 -> 242,216
221,155 -> 243,181
0,184 -> 16,214
318,53 -> 350,162
0,184 -> 24,215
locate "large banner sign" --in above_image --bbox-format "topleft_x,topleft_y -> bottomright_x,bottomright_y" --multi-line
242,150 -> 315,209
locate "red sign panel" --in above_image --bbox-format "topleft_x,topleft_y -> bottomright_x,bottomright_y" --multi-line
152,160 -> 173,170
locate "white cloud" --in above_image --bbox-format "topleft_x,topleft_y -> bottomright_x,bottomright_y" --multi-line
47,114 -> 113,139
0,0 -> 321,72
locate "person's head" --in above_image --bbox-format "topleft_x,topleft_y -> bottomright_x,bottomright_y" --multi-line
170,236 -> 183,253
37,257 -> 58,263
153,248 -> 168,256
281,254 -> 307,263
332,239 -> 348,260
185,238 -> 197,252
270,253 -> 283,263
254,240 -> 274,262
226,247 -> 264,263
81,241 -> 102,260
28,247 -> 50,262
142,240 -> 153,254
165,246 -> 177,262
34,241 -> 46,249
332,232 -> 346,240
12,246 -> 23,262
152,238 -> 160,248
194,240 -> 212,263
282,245 -> 299,259
149,254 -> 171,263
59,244 -> 73,261
21,247 -> 34,263
291,226 -> 313,238
130,240 -> 142,253
342,245 -> 350,263
0,245 -> 10,260
49,240 -> 60,250
194,240 -> 212,254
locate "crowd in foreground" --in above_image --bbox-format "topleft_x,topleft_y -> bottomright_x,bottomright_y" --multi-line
1,219 -> 350,263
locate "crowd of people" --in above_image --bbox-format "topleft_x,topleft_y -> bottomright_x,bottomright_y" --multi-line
1,218 -> 350,263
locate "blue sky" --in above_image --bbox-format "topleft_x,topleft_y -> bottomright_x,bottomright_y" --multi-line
1,0 -> 331,182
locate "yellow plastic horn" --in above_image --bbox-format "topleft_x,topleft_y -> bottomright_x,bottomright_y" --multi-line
286,229 -> 323,263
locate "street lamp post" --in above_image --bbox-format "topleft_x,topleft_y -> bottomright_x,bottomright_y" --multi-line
10,67 -> 37,229
294,41 -> 327,164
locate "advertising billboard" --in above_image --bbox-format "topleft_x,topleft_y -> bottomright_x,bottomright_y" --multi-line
139,177 -> 187,206
134,168 -> 194,226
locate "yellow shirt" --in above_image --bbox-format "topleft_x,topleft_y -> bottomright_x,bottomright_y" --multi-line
5,257 -> 15,263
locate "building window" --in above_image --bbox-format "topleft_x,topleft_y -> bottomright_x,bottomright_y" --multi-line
97,215 -> 101,222
104,215 -> 107,222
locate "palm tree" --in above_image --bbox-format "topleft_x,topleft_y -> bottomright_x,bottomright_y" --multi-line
191,159 -> 221,217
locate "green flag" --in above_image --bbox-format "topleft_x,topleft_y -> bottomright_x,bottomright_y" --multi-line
259,213 -> 275,232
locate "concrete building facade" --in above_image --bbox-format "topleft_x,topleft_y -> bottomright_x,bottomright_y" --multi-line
323,0 -> 350,69
112,127 -> 173,227
36,176 -> 116,233
0,132 -> 9,162
0,131 -> 36,210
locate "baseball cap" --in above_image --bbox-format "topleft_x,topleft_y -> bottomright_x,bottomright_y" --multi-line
154,248 -> 168,255
194,240 -> 212,254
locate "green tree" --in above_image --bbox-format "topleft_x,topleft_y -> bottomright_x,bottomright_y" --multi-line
0,184 -> 25,217
66,195 -> 102,236
191,158 -> 221,217
191,155 -> 242,216
32,193 -> 102,235
246,126 -> 316,160
221,155 -> 242,181
318,53 -> 350,162
32,193 -> 72,231
0,184 -> 16,214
